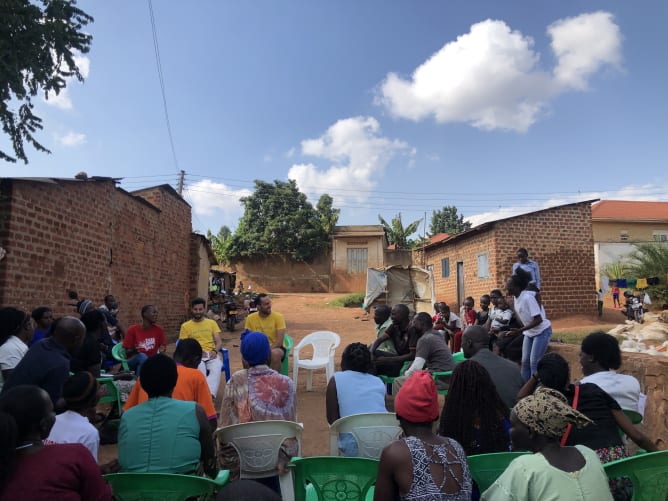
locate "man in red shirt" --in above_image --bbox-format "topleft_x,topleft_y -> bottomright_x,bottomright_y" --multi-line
122,305 -> 166,377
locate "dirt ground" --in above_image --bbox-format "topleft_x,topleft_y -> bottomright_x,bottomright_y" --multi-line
100,292 -> 621,464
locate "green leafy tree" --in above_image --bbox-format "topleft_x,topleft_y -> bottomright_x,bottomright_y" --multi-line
601,260 -> 629,280
206,225 -> 231,263
429,206 -> 471,236
1,0 -> 94,163
627,243 -> 668,279
316,194 -> 340,235
223,180 -> 328,262
378,212 -> 422,249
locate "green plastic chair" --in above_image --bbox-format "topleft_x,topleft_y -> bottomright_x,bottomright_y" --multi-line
112,343 -> 131,372
104,471 -> 230,501
467,451 -> 531,493
378,361 -> 411,395
623,409 -> 643,424
452,351 -> 466,363
97,377 -> 122,416
431,370 -> 452,396
288,456 -> 379,501
281,334 -> 293,376
603,450 -> 668,501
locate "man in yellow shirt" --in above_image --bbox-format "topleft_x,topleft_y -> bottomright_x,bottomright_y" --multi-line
179,297 -> 223,397
244,293 -> 286,371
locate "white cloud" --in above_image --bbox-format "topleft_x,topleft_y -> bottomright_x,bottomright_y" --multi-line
184,179 -> 252,218
377,12 -> 621,132
44,54 -> 90,110
285,147 -> 296,158
465,182 -> 668,227
55,131 -> 87,147
287,116 -> 410,204
549,11 -> 622,90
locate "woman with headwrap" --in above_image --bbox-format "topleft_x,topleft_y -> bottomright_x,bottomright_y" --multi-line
481,387 -> 613,501
375,370 -> 472,501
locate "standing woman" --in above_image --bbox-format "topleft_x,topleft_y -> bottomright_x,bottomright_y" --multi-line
506,269 -> 552,382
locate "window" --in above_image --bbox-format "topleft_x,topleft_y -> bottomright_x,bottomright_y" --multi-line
441,258 -> 450,278
620,230 -> 629,242
347,248 -> 368,274
477,253 -> 489,279
652,231 -> 668,242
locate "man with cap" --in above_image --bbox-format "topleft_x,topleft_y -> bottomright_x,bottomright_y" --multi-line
218,331 -> 297,492
375,371 -> 472,501
462,325 -> 524,410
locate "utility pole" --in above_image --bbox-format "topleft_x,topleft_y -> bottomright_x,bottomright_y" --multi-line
177,169 -> 185,195
422,210 -> 427,267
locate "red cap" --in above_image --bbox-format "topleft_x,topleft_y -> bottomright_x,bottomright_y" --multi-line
394,370 -> 439,423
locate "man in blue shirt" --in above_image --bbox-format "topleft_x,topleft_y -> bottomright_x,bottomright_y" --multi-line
512,247 -> 541,290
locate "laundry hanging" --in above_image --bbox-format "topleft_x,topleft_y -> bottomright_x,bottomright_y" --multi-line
636,278 -> 648,289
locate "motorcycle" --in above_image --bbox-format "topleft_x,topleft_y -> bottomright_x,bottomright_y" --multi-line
621,291 -> 645,323
225,300 -> 238,331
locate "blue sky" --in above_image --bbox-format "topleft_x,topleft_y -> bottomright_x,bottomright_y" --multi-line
2,0 -> 667,235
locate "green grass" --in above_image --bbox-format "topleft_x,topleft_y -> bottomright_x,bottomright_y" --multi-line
329,292 -> 366,308
551,324 -> 618,345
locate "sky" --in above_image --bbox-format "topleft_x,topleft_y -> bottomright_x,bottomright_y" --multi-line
2,0 -> 667,236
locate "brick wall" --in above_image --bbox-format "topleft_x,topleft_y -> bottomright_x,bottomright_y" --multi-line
495,202 -> 596,318
0,179 -> 192,338
422,202 -> 596,317
231,252 -> 332,293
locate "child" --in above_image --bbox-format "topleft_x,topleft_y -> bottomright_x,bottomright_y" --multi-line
462,297 -> 477,327
489,297 -> 512,333
596,289 -> 603,317
611,285 -> 620,308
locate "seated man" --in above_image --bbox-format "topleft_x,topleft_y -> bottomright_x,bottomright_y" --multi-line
122,305 -> 167,377
118,354 -> 216,476
370,304 -> 416,377
218,331 -> 297,493
123,338 -> 217,430
372,304 -> 394,354
392,313 -> 453,394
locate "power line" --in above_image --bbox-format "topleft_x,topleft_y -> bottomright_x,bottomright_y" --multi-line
147,0 -> 180,173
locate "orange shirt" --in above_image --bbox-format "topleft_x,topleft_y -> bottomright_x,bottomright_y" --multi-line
123,364 -> 217,420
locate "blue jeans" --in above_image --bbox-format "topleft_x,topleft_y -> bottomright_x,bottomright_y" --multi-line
521,326 -> 552,382
128,352 -> 148,377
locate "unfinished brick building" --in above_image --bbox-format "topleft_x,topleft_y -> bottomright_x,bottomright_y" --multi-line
414,200 -> 598,318
0,177 -> 196,337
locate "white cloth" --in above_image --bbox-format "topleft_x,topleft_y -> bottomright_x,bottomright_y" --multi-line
579,370 -> 641,413
490,309 -> 513,330
447,311 -> 463,329
0,335 -> 29,391
198,355 -> 223,398
513,290 -> 550,337
47,410 -> 100,461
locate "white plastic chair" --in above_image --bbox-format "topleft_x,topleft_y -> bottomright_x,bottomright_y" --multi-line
214,420 -> 303,501
329,413 -> 402,459
292,331 -> 341,391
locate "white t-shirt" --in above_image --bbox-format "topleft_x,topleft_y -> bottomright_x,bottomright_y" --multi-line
490,308 -> 513,330
0,335 -> 29,392
513,290 -> 551,337
447,311 -> 462,329
579,371 -> 641,413
46,410 -> 100,460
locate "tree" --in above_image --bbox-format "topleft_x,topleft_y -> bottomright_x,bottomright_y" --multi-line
378,212 -> 422,249
223,180 -> 329,262
627,243 -> 668,305
429,206 -> 471,236
316,194 -> 340,235
1,0 -> 93,163
206,225 -> 231,263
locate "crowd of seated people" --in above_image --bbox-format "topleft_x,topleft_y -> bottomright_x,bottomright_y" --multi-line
1,286 -> 664,501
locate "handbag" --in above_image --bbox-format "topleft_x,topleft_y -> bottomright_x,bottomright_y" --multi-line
560,384 -> 580,446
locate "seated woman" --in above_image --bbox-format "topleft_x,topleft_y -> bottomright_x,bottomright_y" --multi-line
439,360 -> 510,456
579,332 -> 642,413
517,352 -> 657,463
118,354 -> 216,476
0,385 -> 112,500
326,342 -> 388,456
375,371 -> 472,501
0,307 -> 33,392
46,372 -> 101,461
482,387 -> 612,501
218,331 -> 297,493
